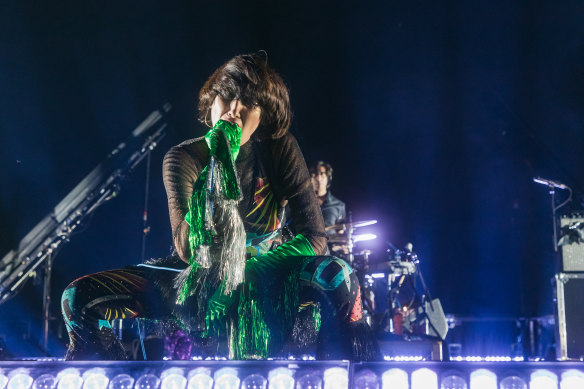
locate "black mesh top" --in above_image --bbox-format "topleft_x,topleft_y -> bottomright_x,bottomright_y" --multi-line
162,132 -> 327,263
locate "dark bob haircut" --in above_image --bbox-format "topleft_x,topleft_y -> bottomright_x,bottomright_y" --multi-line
309,161 -> 333,188
198,53 -> 292,139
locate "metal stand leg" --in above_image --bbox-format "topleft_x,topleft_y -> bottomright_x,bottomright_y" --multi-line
42,253 -> 53,354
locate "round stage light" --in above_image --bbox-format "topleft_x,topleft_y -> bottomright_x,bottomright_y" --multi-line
8,374 -> 33,389
499,376 -> 527,389
82,369 -> 109,389
354,369 -> 379,389
267,368 -> 294,389
33,375 -> 56,389
56,369 -> 82,389
134,375 -> 160,389
213,368 -> 239,389
530,370 -> 558,389
323,368 -> 348,389
561,370 -> 584,389
411,368 -> 437,389
108,375 -> 134,389
1,374 -> 9,389
381,368 -> 408,389
440,374 -> 467,389
240,374 -> 266,389
469,369 -> 496,389
295,373 -> 322,389
160,369 -> 185,389
186,368 -> 212,389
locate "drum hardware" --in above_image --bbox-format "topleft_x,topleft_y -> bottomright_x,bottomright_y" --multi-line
325,219 -> 377,232
326,219 -> 377,264
352,250 -> 376,326
364,242 -> 448,342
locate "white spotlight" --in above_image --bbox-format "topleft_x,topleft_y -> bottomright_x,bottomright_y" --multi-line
381,369 -> 408,389
411,368 -> 437,389
268,368 -> 294,389
8,374 -> 33,389
1,373 -> 8,389
82,369 -> 109,389
160,369 -> 185,389
186,368 -> 212,389
56,369 -> 82,389
530,370 -> 558,389
323,368 -> 348,389
469,369 -> 496,389
213,368 -> 239,389
560,370 -> 584,389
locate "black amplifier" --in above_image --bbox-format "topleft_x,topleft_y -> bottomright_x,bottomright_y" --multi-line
553,273 -> 584,360
559,215 -> 584,272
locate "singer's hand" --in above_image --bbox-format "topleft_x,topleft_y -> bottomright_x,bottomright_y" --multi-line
205,120 -> 242,162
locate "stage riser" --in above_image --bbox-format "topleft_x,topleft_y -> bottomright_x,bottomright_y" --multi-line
0,361 -> 583,389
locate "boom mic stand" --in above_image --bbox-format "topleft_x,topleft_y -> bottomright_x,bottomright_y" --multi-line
533,177 -> 572,252
0,103 -> 171,354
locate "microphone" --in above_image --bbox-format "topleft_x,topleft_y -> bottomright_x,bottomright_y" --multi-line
533,177 -> 569,190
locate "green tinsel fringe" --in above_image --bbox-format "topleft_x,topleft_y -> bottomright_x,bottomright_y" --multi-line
230,235 -> 316,359
231,283 -> 271,359
205,120 -> 241,200
312,302 -> 322,333
178,120 -> 242,305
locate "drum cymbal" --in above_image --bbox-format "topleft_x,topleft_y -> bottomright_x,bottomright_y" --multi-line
327,233 -> 377,243
325,219 -> 377,231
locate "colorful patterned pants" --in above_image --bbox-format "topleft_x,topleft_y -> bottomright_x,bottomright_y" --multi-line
61,256 -> 366,360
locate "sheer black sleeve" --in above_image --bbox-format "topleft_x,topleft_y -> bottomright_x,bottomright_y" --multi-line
162,138 -> 209,263
270,134 -> 327,255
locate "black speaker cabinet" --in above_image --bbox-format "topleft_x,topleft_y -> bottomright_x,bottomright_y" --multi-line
553,273 -> 584,360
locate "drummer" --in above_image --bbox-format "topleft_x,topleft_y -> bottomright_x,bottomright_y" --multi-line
310,161 -> 346,229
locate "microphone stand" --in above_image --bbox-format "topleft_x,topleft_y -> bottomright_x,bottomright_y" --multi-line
550,185 -> 558,252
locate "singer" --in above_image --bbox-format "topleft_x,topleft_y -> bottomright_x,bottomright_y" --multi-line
60,53 -> 378,361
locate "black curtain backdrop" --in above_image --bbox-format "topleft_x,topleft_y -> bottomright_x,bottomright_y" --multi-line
1,0 -> 583,356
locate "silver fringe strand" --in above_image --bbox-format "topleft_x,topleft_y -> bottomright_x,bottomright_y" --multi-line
174,158 -> 246,298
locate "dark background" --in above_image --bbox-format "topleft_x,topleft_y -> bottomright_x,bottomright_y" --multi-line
1,1 -> 583,357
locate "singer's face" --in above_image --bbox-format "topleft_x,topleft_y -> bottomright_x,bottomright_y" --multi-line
210,95 -> 261,145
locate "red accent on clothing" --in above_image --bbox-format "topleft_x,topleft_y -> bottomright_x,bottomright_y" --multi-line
350,286 -> 364,322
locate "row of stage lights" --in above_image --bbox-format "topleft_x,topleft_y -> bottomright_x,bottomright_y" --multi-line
353,367 -> 584,389
0,367 -> 345,389
1,364 -> 584,389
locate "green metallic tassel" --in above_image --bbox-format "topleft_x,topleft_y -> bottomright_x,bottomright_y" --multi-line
231,283 -> 271,359
231,234 -> 316,359
312,302 -> 322,333
205,120 -> 241,200
177,120 -> 243,305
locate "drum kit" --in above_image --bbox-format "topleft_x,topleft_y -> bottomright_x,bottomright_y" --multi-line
327,220 -> 448,342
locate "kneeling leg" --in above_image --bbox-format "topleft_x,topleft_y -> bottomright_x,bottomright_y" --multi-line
299,256 -> 379,360
61,267 -> 164,360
